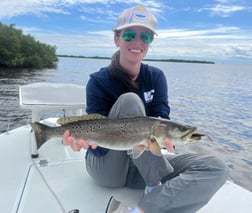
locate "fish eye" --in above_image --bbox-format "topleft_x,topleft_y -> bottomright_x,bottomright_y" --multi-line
180,126 -> 188,132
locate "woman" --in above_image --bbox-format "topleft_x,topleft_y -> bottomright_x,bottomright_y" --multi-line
63,5 -> 228,213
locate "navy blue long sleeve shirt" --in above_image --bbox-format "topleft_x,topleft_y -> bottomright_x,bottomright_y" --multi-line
85,63 -> 170,157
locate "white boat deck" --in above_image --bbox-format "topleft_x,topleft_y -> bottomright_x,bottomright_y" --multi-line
1,123 -> 252,213
1,82 -> 252,213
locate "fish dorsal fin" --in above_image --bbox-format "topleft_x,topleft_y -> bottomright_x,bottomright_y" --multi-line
57,113 -> 106,125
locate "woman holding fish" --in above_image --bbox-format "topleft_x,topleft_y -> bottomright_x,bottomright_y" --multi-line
63,5 -> 228,213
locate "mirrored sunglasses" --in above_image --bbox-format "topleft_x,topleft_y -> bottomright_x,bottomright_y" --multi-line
119,30 -> 154,44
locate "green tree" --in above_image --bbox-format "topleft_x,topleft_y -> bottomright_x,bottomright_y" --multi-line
0,22 -> 58,68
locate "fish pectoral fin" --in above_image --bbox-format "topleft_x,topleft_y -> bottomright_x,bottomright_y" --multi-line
130,145 -> 147,159
148,135 -> 162,157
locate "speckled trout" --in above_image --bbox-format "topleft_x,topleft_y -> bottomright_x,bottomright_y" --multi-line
30,114 -> 209,158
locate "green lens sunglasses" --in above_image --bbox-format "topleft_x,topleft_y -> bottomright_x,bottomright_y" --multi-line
118,29 -> 154,44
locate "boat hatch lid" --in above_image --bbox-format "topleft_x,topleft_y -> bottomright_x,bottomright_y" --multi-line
19,82 -> 86,121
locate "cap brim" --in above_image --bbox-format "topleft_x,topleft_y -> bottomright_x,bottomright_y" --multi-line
114,23 -> 158,35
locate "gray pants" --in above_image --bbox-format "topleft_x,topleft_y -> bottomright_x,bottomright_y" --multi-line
85,93 -> 228,213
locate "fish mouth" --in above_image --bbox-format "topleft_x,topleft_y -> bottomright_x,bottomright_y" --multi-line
181,126 -> 212,142
190,133 -> 213,141
181,126 -> 197,141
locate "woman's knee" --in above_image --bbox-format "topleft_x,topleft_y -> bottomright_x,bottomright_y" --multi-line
109,92 -> 146,118
118,92 -> 144,107
200,155 -> 229,183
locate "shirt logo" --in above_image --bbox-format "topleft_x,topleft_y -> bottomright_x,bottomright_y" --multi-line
144,89 -> 154,103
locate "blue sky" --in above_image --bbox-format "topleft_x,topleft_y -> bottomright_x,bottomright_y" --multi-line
0,0 -> 252,64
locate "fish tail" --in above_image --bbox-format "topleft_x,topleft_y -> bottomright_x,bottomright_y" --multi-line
29,122 -> 51,149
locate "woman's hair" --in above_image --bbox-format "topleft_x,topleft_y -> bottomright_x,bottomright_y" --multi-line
114,30 -> 121,37
109,50 -> 138,92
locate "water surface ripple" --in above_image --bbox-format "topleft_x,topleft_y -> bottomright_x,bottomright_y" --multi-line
0,57 -> 251,191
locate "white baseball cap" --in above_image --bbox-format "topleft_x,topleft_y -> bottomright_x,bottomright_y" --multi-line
113,5 -> 158,35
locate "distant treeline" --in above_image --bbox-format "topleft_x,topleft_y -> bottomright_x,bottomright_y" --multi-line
0,22 -> 58,68
144,58 -> 214,64
58,55 -> 214,64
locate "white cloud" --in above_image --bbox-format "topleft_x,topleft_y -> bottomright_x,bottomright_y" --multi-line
151,27 -> 252,62
207,4 -> 245,17
1,0 -> 251,63
199,0 -> 250,18
26,25 -> 252,64
0,0 -> 164,19
157,26 -> 240,39
0,1 -> 66,18
33,30 -> 117,57
0,1 -> 86,18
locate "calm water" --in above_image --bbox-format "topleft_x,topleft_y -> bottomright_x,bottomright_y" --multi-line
0,57 -> 252,191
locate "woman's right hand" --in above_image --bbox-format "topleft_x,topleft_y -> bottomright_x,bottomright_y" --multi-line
63,130 -> 97,152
